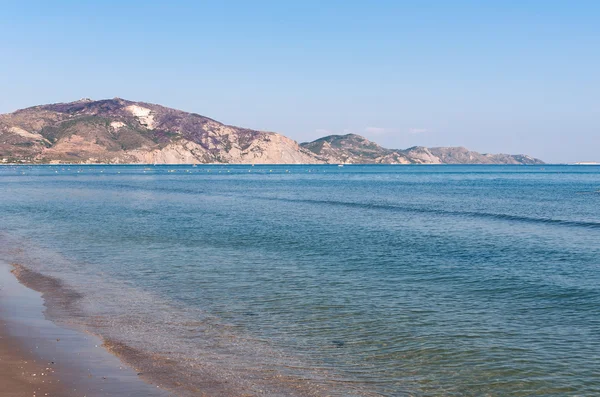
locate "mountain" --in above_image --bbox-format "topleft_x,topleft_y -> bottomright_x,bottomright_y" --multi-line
0,99 -> 544,165
0,98 -> 317,164
299,134 -> 413,164
300,134 -> 544,165
427,146 -> 543,165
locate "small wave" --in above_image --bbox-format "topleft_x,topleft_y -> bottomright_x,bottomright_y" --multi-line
253,196 -> 600,229
25,178 -> 600,230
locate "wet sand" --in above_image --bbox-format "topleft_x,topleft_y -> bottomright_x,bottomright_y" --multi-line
0,261 -> 171,397
0,259 -> 345,397
0,326 -> 65,397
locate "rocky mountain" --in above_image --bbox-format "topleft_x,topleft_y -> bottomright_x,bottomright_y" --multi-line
427,146 -> 543,165
300,134 -> 413,164
0,98 -> 318,164
0,98 -> 544,165
300,134 -> 544,165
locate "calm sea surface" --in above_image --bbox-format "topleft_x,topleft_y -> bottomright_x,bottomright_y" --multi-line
1,165 -> 599,396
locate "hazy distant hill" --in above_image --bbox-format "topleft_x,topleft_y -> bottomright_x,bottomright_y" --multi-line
0,99 -> 543,165
300,134 -> 544,165
299,134 -> 413,164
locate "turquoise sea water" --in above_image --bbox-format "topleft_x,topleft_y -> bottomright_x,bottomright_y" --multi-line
1,165 -> 599,396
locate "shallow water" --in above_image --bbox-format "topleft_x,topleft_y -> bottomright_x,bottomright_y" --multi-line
0,261 -> 170,396
1,164 -> 599,396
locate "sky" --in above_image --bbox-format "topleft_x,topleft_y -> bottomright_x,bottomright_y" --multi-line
0,1 -> 598,163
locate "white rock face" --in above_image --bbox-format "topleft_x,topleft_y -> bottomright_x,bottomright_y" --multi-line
110,121 -> 126,130
128,141 -> 206,164
125,135 -> 320,164
125,105 -> 155,129
9,126 -> 46,141
236,134 -> 318,164
403,147 -> 442,164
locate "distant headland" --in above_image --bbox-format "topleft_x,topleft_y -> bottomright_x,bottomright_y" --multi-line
0,98 -> 544,165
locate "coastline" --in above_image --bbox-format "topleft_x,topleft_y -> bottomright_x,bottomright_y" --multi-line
0,260 -> 348,397
1,165 -> 598,395
0,261 -> 170,397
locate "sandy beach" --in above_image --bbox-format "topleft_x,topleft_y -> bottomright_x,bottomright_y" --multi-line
0,261 -> 170,397
0,326 -> 66,397
0,252 -> 336,397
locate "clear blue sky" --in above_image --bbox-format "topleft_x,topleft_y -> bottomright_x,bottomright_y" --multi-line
1,1 -> 598,162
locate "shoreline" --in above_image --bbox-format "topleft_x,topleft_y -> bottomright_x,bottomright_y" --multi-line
0,260 -> 349,397
0,261 -> 170,397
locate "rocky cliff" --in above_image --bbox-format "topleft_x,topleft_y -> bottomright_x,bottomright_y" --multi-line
0,99 -> 544,165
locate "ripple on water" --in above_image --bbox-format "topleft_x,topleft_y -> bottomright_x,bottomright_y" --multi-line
0,164 -> 599,396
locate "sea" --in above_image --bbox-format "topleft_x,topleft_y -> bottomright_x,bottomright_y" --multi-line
0,164 -> 599,396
